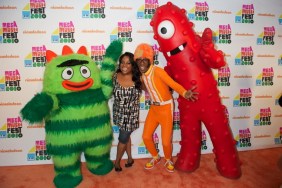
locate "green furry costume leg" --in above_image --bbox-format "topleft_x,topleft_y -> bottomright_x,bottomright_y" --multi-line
85,143 -> 113,175
52,153 -> 82,188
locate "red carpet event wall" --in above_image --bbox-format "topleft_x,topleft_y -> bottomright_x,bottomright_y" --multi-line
0,0 -> 282,166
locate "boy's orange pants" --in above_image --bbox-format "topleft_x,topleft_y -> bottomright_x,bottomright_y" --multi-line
142,101 -> 173,160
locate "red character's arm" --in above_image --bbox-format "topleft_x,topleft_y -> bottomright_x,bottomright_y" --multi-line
199,28 -> 226,69
164,63 -> 173,78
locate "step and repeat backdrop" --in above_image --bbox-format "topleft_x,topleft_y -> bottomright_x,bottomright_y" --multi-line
0,0 -> 282,166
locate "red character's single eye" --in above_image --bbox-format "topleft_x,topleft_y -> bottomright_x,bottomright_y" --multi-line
157,20 -> 175,39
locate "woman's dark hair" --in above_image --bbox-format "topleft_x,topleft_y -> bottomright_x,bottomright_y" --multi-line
117,52 -> 142,90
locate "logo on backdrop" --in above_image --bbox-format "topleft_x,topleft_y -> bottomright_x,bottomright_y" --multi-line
24,45 -> 46,67
0,69 -> 21,92
91,44 -> 106,68
201,130 -> 208,150
22,0 -> 46,19
140,91 -> 151,110
254,107 -> 272,126
138,141 -> 149,155
27,140 -> 51,161
278,55 -> 282,66
256,67 -> 274,86
257,26 -> 275,45
152,44 -> 159,65
274,127 -> 282,144
235,4 -> 254,23
279,15 -> 282,25
173,111 -> 180,130
216,67 -> 231,86
0,116 -> 23,139
0,21 -> 19,43
213,24 -> 232,44
110,21 -> 133,42
153,133 -> 159,152
233,88 -> 252,107
138,133 -> 159,154
275,94 -> 282,106
112,125 -> 119,134
51,21 -> 75,43
82,0 -> 106,18
236,128 -> 252,148
188,1 -> 209,21
136,0 -> 159,19
235,46 -> 254,65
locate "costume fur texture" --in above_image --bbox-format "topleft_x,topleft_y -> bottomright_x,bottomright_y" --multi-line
21,40 -> 123,188
151,2 -> 241,179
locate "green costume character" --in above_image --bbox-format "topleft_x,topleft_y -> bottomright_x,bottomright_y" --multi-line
21,40 -> 122,188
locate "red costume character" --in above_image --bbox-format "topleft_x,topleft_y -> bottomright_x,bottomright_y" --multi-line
150,2 -> 241,179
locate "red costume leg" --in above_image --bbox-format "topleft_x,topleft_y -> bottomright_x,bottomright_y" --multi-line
203,105 -> 242,179
175,101 -> 202,172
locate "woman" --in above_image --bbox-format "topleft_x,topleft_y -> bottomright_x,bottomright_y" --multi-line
112,52 -> 142,172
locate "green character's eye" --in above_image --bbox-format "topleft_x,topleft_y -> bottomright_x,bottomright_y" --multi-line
62,67 -> 73,80
80,65 -> 91,78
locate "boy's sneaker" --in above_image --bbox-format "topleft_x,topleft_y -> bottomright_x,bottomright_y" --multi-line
164,159 -> 174,173
144,156 -> 161,170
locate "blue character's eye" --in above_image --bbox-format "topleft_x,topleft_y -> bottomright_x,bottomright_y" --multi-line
62,67 -> 73,80
157,20 -> 175,39
80,66 -> 91,78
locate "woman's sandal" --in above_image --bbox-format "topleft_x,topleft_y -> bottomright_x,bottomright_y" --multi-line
125,160 -> 134,168
115,166 -> 122,172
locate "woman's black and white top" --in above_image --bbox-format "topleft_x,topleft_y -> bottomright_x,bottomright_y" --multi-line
113,73 -> 140,132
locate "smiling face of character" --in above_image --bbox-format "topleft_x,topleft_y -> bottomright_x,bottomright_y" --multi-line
43,47 -> 101,94
150,2 -> 201,62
